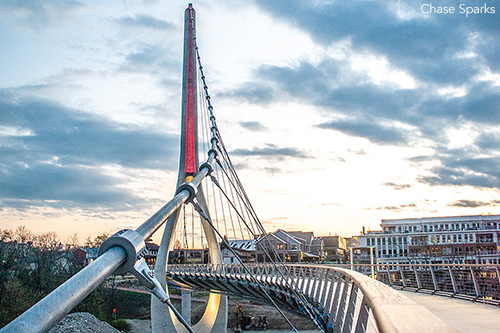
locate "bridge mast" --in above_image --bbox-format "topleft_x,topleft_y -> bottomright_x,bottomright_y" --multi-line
152,4 -> 227,332
179,3 -> 198,183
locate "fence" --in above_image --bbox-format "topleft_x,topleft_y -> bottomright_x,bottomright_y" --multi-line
344,263 -> 500,306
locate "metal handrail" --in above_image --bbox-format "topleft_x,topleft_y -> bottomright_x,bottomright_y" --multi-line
167,263 -> 457,332
332,263 -> 500,305
314,265 -> 455,332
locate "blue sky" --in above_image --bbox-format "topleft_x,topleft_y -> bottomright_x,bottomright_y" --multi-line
1,0 -> 500,241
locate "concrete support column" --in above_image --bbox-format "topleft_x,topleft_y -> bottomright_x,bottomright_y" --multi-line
181,289 -> 192,324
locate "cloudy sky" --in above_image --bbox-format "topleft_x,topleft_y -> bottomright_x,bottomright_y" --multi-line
1,0 -> 500,242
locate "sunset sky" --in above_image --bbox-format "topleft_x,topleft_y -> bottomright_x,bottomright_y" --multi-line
1,0 -> 500,243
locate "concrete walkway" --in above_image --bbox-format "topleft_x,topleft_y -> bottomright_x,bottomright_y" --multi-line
401,290 -> 500,333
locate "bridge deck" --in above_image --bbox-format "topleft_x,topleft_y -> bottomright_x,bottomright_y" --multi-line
401,291 -> 500,333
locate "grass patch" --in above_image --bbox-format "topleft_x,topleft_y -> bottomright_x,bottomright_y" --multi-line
111,290 -> 151,319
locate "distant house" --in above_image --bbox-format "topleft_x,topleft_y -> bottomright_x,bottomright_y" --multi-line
221,239 -> 256,264
72,248 -> 87,266
279,230 -> 324,261
145,242 -> 159,267
72,247 -> 99,266
255,229 -> 322,263
321,235 -> 347,263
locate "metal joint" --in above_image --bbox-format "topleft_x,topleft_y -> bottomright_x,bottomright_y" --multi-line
98,232 -> 174,317
208,148 -> 218,158
199,161 -> 214,175
176,182 -> 197,203
98,229 -> 147,275
191,197 -> 211,222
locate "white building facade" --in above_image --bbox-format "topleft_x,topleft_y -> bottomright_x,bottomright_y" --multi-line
358,215 -> 500,265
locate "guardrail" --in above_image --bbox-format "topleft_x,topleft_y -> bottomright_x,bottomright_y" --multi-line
334,263 -> 500,306
167,263 -> 456,332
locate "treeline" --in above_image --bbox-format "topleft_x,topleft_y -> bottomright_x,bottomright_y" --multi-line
0,226 -> 111,328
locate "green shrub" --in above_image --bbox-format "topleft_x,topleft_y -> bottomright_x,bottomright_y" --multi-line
111,319 -> 129,331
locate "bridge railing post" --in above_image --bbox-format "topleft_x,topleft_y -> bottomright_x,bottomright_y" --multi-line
353,298 -> 370,333
313,268 -> 326,301
318,269 -> 331,309
399,265 -> 406,288
470,266 -> 481,297
332,277 -> 350,332
447,265 -> 458,294
303,267 -> 312,296
341,283 -> 359,333
413,264 -> 422,289
327,272 -> 344,329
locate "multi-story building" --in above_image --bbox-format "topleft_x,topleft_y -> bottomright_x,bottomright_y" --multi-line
321,235 -> 347,263
358,214 -> 500,265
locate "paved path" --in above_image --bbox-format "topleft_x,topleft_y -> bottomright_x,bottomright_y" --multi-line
401,291 -> 500,333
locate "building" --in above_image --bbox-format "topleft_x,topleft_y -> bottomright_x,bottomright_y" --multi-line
220,239 -> 256,264
144,242 -> 159,267
358,214 -> 500,265
168,248 -> 209,264
344,236 -> 375,276
321,235 -> 347,263
72,247 -> 99,266
254,229 -> 322,262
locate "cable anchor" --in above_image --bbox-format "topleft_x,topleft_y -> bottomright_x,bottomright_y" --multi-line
191,197 -> 211,222
98,229 -> 194,332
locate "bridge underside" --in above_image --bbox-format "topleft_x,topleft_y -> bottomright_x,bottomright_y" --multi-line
167,271 -> 329,331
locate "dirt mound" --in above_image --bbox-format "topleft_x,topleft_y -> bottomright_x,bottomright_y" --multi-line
48,312 -> 119,333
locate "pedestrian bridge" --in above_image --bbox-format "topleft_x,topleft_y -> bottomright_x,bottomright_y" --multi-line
2,4 -> 500,333
401,290 -> 500,333
166,263 -> 457,332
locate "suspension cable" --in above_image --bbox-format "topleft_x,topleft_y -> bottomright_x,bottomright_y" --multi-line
191,199 -> 299,332
188,8 -> 326,330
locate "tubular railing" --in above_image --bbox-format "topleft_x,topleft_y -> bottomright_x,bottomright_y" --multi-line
0,153 -> 216,333
360,263 -> 500,305
167,263 -> 456,332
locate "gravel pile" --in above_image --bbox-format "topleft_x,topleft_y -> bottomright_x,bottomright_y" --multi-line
48,312 -> 120,333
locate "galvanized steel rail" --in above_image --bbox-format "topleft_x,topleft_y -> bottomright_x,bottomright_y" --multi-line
167,263 -> 457,332
349,263 -> 500,306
